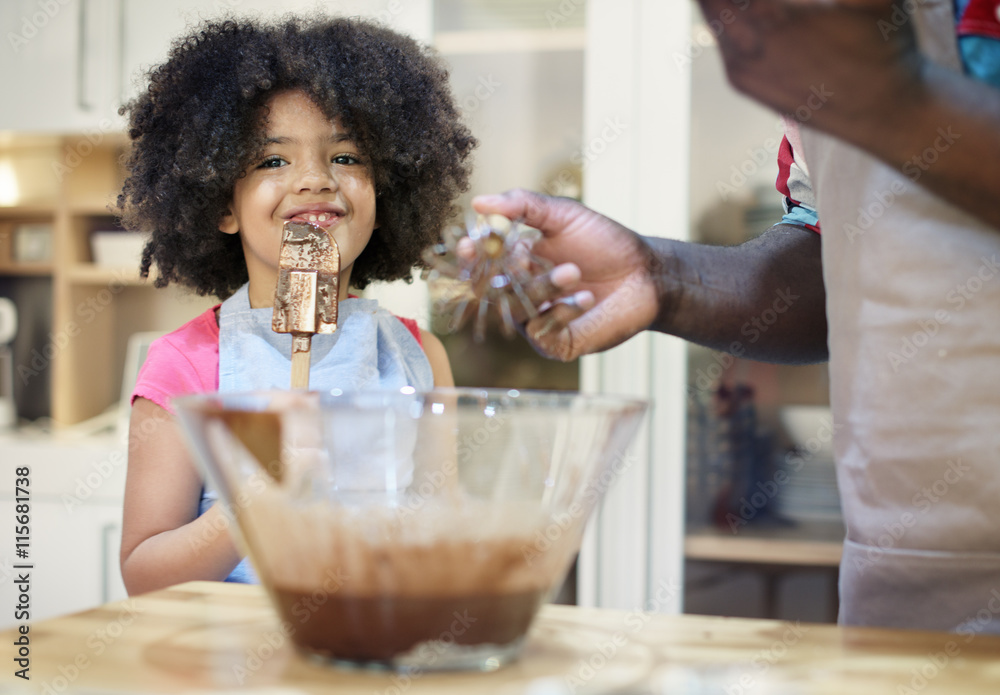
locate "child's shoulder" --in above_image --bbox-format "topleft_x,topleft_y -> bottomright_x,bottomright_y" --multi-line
158,305 -> 221,348
133,305 -> 220,410
147,305 -> 221,375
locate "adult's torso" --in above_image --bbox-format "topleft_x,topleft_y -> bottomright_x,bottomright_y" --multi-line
800,0 -> 1000,631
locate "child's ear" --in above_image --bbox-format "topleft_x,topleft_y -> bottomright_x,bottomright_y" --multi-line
219,206 -> 239,235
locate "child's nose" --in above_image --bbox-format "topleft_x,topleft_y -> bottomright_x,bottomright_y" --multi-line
296,160 -> 339,193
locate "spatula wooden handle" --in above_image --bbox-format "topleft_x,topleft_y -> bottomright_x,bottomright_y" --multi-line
290,333 -> 312,389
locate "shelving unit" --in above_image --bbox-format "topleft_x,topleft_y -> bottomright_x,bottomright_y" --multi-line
0,136 -> 212,426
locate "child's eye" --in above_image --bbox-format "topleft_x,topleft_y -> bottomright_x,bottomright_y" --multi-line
258,156 -> 287,169
332,154 -> 361,165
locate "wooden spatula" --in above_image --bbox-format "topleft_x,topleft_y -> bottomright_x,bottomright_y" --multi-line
272,221 -> 340,389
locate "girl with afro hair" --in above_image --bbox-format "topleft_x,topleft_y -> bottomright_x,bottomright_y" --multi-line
120,15 -> 476,594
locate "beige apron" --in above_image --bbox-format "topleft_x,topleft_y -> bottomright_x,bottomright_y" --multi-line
799,1 -> 1000,631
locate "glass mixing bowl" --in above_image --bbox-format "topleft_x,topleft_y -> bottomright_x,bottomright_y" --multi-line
173,388 -> 648,671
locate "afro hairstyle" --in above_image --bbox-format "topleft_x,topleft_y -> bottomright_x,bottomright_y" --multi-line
118,14 -> 477,299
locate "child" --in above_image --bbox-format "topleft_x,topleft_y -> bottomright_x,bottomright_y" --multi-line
118,15 -> 476,595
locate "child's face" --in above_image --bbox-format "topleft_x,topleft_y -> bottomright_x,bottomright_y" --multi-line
219,89 -> 377,307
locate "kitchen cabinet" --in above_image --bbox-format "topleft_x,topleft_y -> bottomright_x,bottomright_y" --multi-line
0,434 -> 127,628
0,0 -> 124,132
119,0 -> 342,106
0,0 -> 427,133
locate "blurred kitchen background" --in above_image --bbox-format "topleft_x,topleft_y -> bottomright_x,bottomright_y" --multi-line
0,0 -> 838,627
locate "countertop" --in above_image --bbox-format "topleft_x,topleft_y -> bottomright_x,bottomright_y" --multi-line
3,581 -> 1000,693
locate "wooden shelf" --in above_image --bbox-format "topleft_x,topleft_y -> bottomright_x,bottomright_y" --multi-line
65,264 -> 149,286
0,204 -> 56,218
685,520 -> 844,567
69,201 -> 120,216
0,136 -> 208,425
0,262 -> 53,276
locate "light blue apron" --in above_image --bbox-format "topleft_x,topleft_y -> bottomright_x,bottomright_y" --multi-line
202,283 -> 433,583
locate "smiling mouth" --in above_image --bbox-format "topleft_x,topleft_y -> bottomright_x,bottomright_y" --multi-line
288,212 -> 342,228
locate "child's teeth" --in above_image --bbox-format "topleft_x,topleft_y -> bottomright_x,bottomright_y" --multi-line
308,214 -> 318,222
318,213 -> 329,221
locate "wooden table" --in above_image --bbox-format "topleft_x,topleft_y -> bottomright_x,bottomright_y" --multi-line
4,581 -> 1000,694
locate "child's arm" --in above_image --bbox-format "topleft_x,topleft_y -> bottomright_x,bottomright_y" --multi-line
420,329 -> 454,388
120,397 -> 243,595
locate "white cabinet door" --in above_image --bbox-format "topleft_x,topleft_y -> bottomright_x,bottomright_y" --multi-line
120,0 -> 432,106
0,435 -> 128,629
0,0 -> 124,132
0,497 -> 127,628
0,0 -> 432,132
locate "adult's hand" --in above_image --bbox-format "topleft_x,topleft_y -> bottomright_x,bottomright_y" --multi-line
698,0 -> 1000,230
472,189 -> 666,361
697,0 -> 919,134
474,189 -> 830,365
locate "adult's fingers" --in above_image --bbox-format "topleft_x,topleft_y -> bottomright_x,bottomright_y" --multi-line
472,189 -> 587,240
504,263 -> 581,325
524,292 -> 595,361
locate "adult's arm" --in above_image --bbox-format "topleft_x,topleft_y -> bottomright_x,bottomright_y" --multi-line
698,0 -> 1000,230
473,190 -> 828,364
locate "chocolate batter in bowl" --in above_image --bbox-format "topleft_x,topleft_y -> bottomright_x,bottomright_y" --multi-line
174,388 -> 648,671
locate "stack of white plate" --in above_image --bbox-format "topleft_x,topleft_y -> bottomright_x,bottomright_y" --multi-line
776,453 -> 842,522
777,406 -> 843,523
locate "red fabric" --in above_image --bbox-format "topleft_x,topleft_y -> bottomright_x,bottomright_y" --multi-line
957,0 -> 1000,39
396,316 -> 422,346
775,135 -> 822,234
132,307 -> 221,413
775,135 -> 795,199
132,305 -> 424,413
